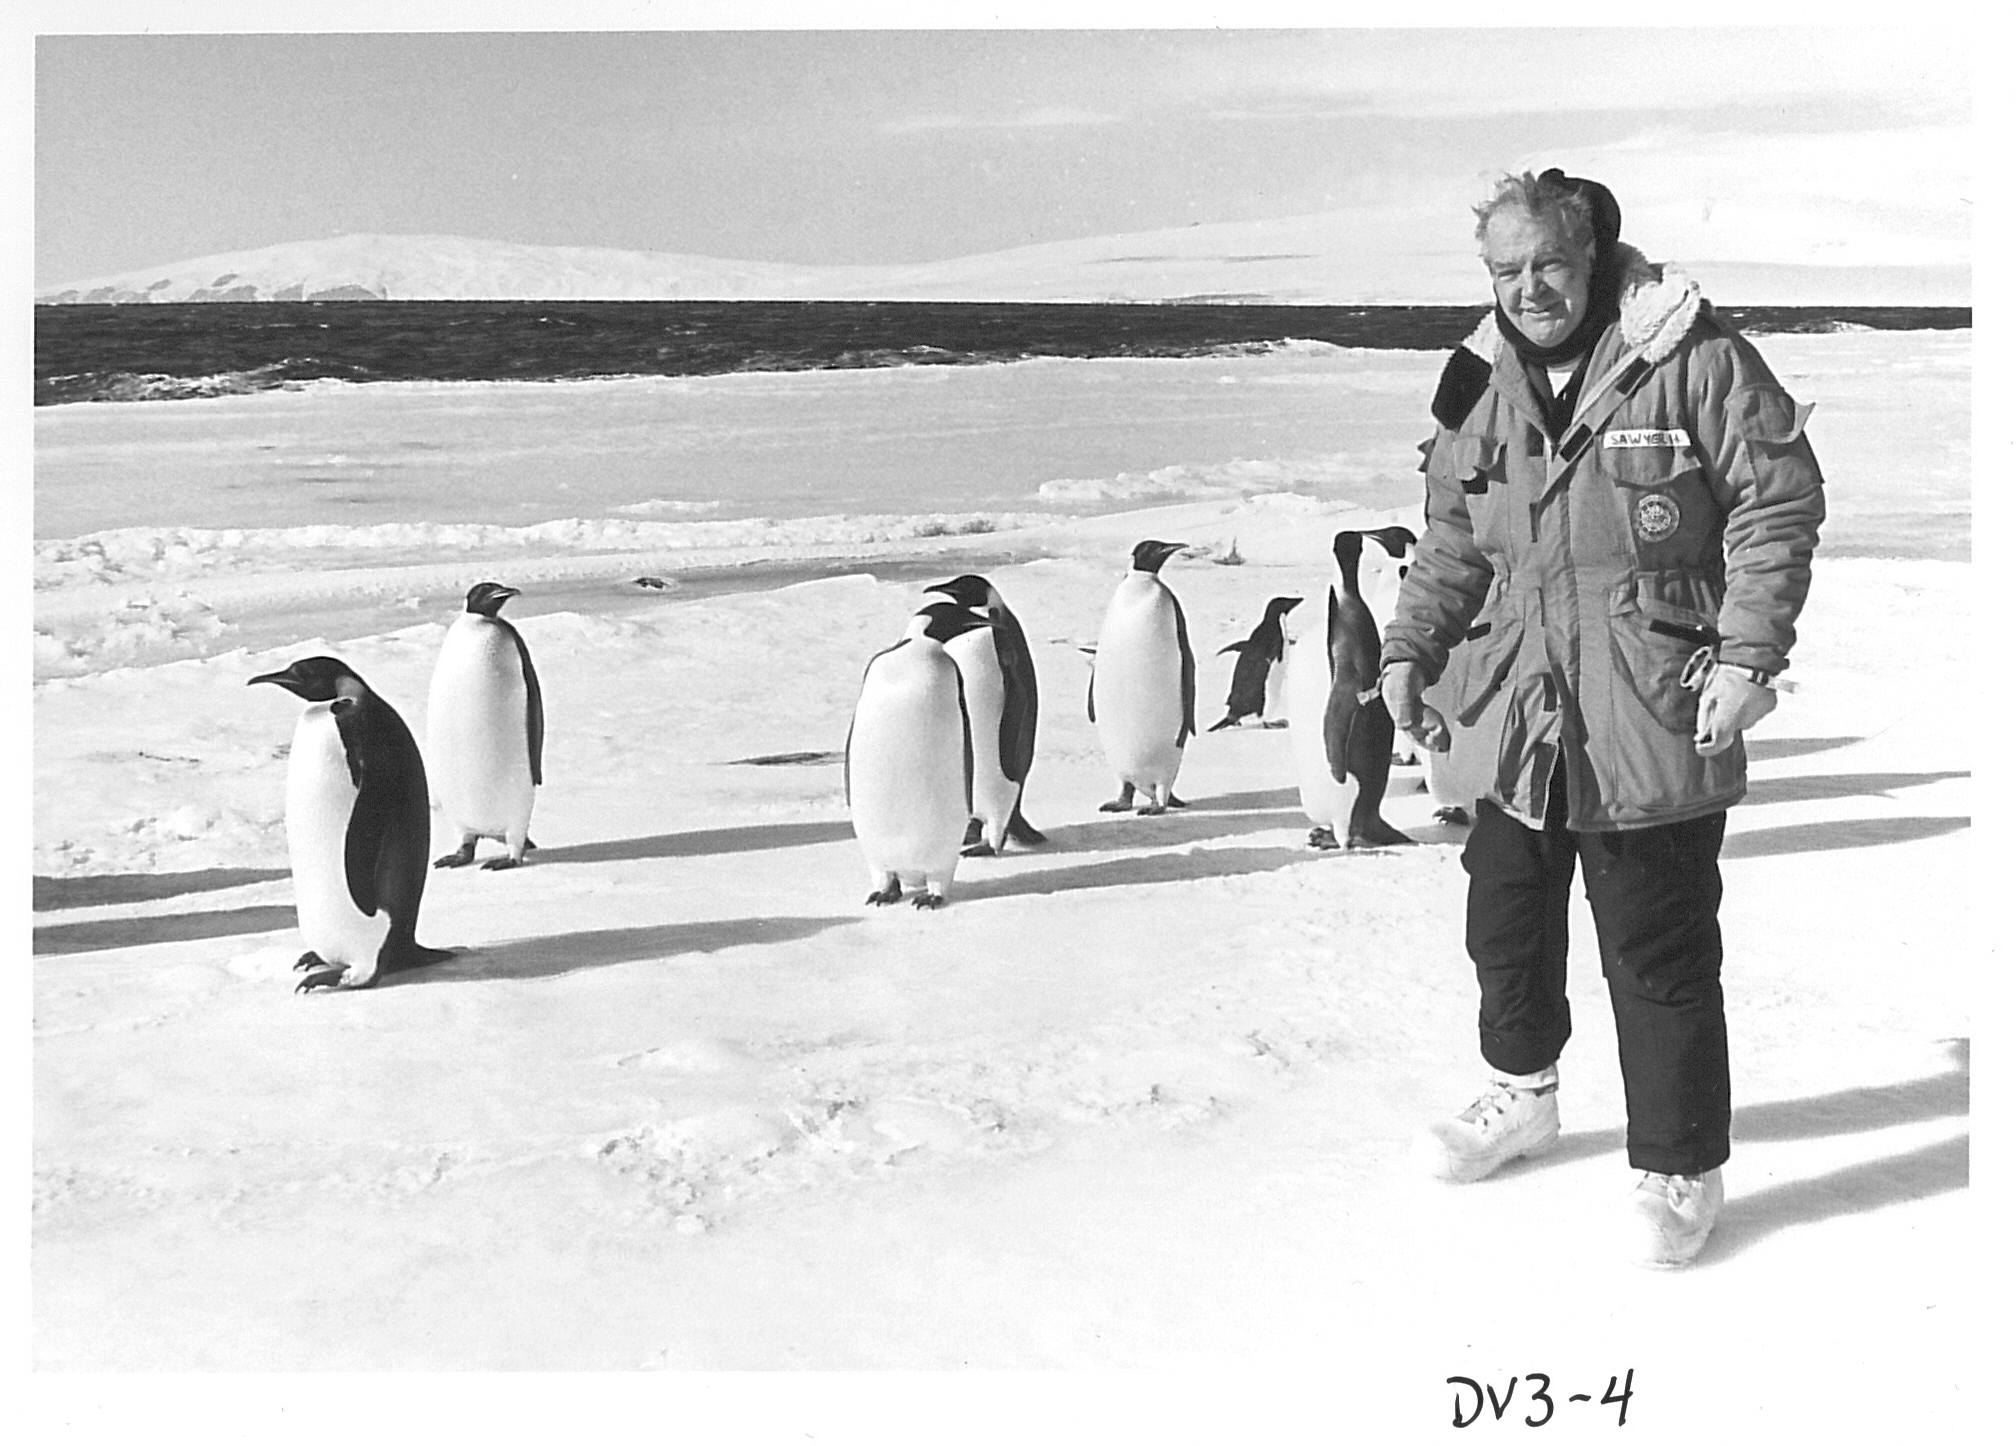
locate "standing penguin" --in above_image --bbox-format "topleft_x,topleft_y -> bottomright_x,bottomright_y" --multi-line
1209,595 -> 1302,731
1282,531 -> 1413,850
1088,539 -> 1195,815
1357,525 -> 1418,638
923,573 -> 1046,854
426,581 -> 543,870
846,603 -> 988,909
250,656 -> 452,992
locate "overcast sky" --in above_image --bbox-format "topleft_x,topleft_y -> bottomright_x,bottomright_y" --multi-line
32,13 -> 1973,289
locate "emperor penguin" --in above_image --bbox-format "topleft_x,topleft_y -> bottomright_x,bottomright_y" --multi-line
846,602 -> 988,909
923,573 -> 1046,855
1088,539 -> 1195,815
1282,531 -> 1413,850
1209,595 -> 1302,731
426,581 -> 544,870
250,656 -> 452,992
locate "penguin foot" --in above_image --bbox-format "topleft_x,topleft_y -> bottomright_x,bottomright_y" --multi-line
1166,794 -> 1189,809
911,893 -> 946,910
480,856 -> 523,871
1348,819 -> 1416,849
1261,719 -> 1289,730
865,883 -> 903,907
1207,715 -> 1242,732
962,818 -> 985,846
1433,806 -> 1472,827
1135,803 -> 1168,816
1098,785 -> 1137,813
1308,826 -> 1340,851
295,965 -> 350,993
524,837 -> 539,851
433,844 -> 478,869
960,842 -> 998,858
293,951 -> 327,972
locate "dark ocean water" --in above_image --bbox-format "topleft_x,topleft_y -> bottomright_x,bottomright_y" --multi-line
34,300 -> 1972,407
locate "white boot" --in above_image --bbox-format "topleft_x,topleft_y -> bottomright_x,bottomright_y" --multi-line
1414,1066 -> 1561,1183
1622,1167 -> 1724,1268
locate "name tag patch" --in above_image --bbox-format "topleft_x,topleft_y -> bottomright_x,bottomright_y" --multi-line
1634,493 -> 1682,543
1604,428 -> 1691,449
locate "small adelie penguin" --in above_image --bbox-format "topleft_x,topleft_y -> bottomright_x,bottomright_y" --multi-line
924,574 -> 1046,854
846,603 -> 988,909
250,656 -> 452,991
1282,531 -> 1413,850
1358,524 -> 1419,637
1209,595 -> 1302,731
426,581 -> 544,870
1088,539 -> 1195,815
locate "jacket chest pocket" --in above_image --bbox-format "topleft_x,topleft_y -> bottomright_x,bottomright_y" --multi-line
1435,433 -> 1510,543
1596,441 -> 1718,568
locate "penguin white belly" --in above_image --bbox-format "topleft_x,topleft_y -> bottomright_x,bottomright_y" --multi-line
285,705 -> 391,975
426,619 -> 534,840
944,627 -> 1016,848
1283,628 -> 1359,831
850,647 -> 971,891
1093,581 -> 1184,791
1261,650 -> 1287,721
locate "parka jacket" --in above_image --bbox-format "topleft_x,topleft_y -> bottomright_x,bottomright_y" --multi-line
1382,245 -> 1826,831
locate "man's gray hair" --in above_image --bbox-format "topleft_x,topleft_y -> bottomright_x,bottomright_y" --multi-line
1474,171 -> 1596,255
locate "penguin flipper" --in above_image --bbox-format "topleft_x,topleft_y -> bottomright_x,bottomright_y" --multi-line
1172,591 -> 1197,747
1085,661 -> 1096,724
993,611 -> 1041,785
507,621 -> 545,787
333,700 -> 391,916
956,670 -> 975,814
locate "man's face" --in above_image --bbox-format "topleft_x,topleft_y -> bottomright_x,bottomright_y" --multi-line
1482,208 -> 1593,350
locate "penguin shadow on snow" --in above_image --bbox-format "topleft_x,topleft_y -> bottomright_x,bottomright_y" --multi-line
33,904 -> 300,958
371,913 -> 859,985
1743,735 -> 1864,762
523,819 -> 857,866
1029,787 -> 1305,855
1737,769 -> 1967,806
33,866 -> 291,912
951,843 -> 1321,904
1722,814 -> 1968,860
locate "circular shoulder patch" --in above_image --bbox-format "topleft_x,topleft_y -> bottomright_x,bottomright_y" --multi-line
1633,492 -> 1681,543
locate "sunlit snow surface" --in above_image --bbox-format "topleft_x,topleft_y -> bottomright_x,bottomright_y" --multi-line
31,337 -> 1971,1420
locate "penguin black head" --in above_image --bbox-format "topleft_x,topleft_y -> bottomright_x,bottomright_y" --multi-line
1265,596 -> 1304,617
1130,540 -> 1187,574
925,574 -> 992,609
1331,530 -> 1366,570
463,581 -> 521,616
1362,526 -> 1418,560
249,656 -> 370,703
912,600 -> 993,644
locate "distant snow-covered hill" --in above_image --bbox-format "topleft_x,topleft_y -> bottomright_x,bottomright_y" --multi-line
38,215 -> 1969,307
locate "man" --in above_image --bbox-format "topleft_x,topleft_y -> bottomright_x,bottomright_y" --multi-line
1380,170 -> 1825,1267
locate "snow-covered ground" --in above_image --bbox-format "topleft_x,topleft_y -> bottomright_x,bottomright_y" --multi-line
30,337 -> 1972,1432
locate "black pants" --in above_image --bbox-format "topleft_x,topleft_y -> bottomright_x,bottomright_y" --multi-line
1461,781 -> 1731,1176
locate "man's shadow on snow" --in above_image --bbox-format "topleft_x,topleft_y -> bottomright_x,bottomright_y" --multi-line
1530,1040 -> 1968,1259
387,914 -> 858,985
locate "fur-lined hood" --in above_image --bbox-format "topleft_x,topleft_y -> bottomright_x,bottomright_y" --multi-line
1455,243 -> 1704,370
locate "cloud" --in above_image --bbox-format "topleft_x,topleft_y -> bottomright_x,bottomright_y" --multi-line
1156,27 -> 1967,125
878,106 -> 1124,136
